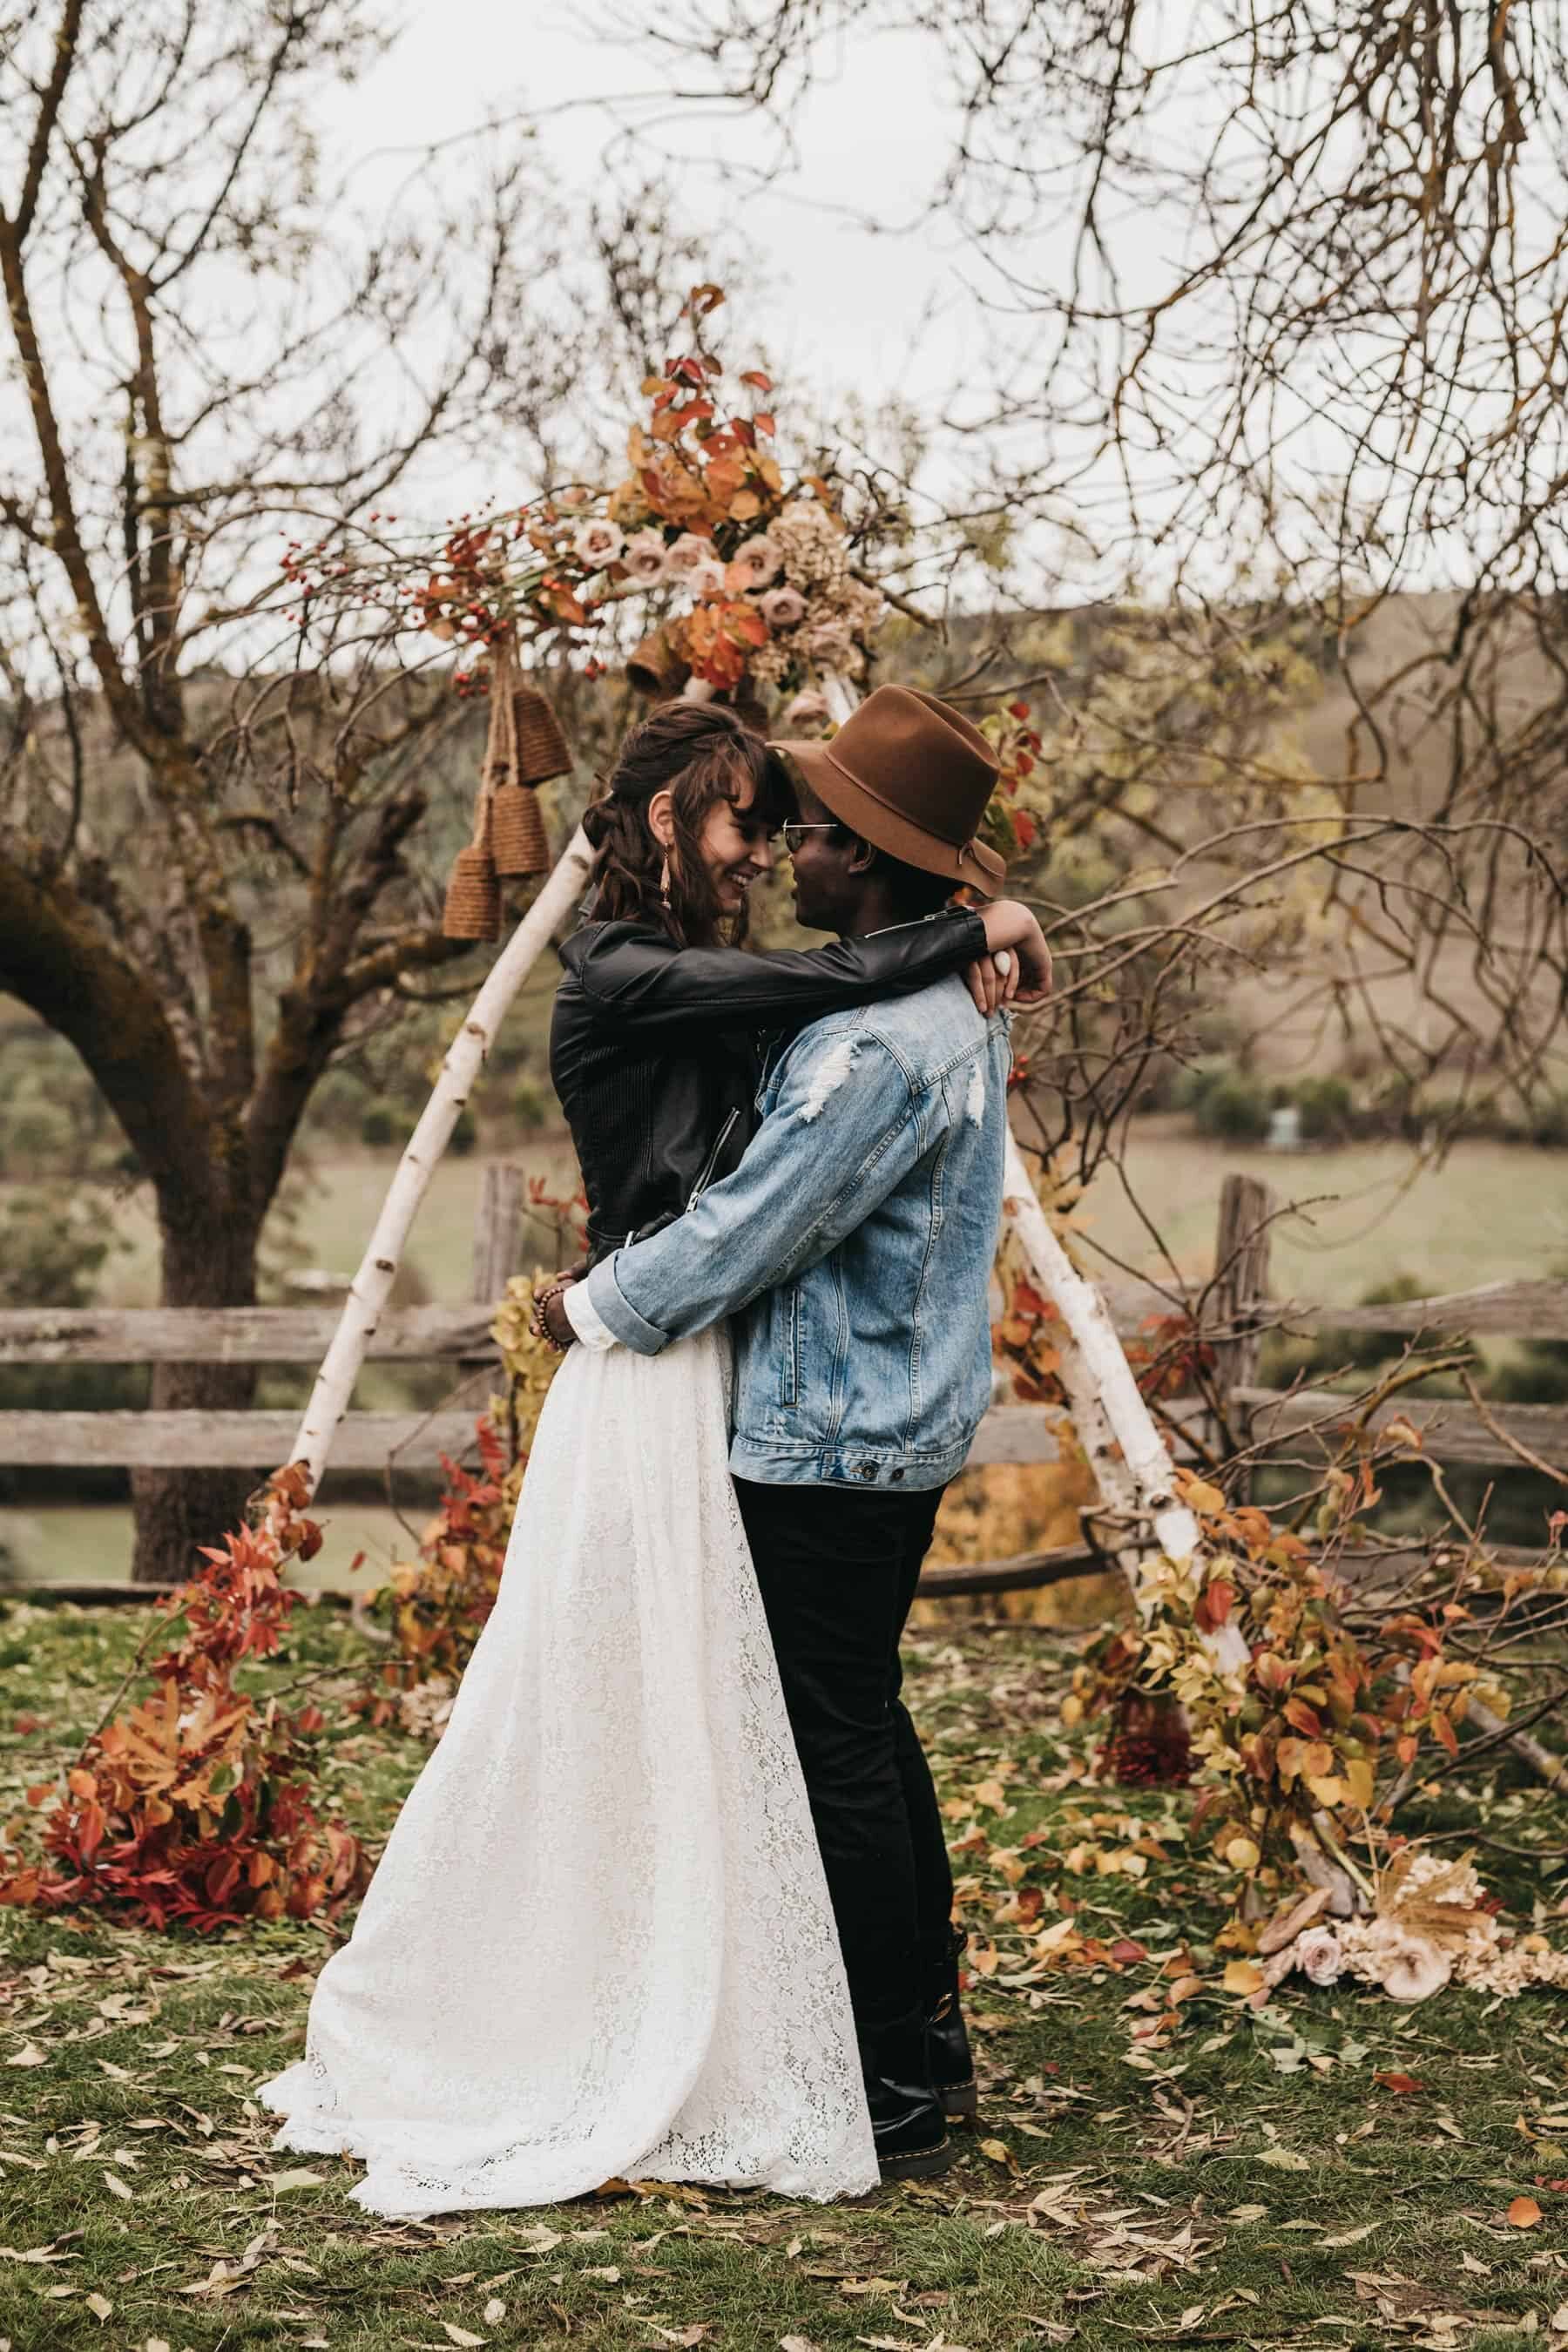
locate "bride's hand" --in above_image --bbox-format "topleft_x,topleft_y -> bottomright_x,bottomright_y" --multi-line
531,1274 -> 580,1351
977,899 -> 1052,1006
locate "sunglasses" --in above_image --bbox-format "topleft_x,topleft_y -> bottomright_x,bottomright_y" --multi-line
781,821 -> 842,855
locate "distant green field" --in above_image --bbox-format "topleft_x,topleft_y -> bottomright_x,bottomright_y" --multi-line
87,1119 -> 1565,1314
8,1120 -> 1561,1593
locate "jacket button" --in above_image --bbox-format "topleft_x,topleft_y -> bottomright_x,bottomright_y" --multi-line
889,1467 -> 904,1483
856,1462 -> 877,1481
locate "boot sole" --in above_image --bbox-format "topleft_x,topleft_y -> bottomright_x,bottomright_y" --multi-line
941,2080 -> 978,2122
879,2132 -> 956,2182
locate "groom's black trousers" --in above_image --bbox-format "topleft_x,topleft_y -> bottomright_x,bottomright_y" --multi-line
733,1477 -> 953,2041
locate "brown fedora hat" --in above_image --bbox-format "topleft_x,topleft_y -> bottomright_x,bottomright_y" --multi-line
772,684 -> 1007,899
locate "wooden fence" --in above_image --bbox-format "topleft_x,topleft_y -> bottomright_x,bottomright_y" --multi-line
2,1167 -> 1564,1600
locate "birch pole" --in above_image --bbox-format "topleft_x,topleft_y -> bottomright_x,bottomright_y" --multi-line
287,823 -> 598,1498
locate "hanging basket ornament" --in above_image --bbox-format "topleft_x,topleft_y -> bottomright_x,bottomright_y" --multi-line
512,684 -> 571,787
626,627 -> 691,700
442,841 -> 502,941
491,778 -> 551,877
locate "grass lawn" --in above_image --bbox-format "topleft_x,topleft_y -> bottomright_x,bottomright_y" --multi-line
3,1604 -> 1566,2352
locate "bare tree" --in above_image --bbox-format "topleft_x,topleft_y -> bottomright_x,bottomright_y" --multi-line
0,1 -> 699,1578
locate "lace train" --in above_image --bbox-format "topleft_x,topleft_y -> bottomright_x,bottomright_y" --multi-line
259,1329 -> 878,2215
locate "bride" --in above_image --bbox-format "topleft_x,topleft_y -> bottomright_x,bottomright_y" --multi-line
260,700 -> 1048,2214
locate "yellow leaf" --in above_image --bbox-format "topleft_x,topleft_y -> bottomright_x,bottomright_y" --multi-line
1185,1477 -> 1226,1514
1222,1835 -> 1260,1871
1303,1774 -> 1345,1808
1342,1756 -> 1375,1809
978,2138 -> 1017,2167
1222,1959 -> 1264,1997
972,1780 -> 1007,1811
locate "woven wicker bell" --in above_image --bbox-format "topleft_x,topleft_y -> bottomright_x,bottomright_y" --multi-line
512,685 -> 571,786
490,779 -> 551,876
442,843 -> 502,941
626,627 -> 691,700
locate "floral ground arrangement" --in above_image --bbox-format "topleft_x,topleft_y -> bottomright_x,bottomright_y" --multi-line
2,1605 -> 1566,2352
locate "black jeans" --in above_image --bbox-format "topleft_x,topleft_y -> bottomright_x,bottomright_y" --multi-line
734,1477 -> 954,2040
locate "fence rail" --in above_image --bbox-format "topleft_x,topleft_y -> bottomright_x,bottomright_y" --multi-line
3,1166 -> 1564,1592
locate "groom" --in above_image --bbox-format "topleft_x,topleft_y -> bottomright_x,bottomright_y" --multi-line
552,686 -> 1042,2179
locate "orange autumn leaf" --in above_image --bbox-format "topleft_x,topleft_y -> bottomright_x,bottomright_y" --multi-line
1507,2195 -> 1543,2228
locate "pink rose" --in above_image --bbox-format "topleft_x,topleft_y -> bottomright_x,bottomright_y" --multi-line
760,585 -> 807,629
571,518 -> 624,569
664,531 -> 717,577
686,558 -> 727,598
727,534 -> 782,590
1295,1928 -> 1344,1986
621,529 -> 668,583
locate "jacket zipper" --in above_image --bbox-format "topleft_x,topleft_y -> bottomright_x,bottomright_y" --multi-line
688,1106 -> 740,1211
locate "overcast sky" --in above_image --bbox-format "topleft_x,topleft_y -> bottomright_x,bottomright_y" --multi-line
321,3 -> 976,414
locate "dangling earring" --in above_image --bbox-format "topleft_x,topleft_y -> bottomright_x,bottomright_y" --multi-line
659,855 -> 672,904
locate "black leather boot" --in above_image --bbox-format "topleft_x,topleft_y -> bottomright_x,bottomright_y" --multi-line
861,2011 -> 954,2181
927,1923 -> 977,2122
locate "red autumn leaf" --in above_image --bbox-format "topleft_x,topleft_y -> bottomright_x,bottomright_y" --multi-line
1195,1579 -> 1235,1632
1282,1697 -> 1324,1738
753,412 -> 776,436
1013,811 -> 1038,850
740,368 -> 773,391
1375,2072 -> 1426,2095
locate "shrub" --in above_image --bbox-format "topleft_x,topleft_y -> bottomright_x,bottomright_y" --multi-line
449,1105 -> 478,1156
1193,1070 -> 1271,1142
0,1099 -> 74,1177
1295,1073 -> 1355,1142
512,1078 -> 549,1132
358,1103 -> 398,1148
0,1189 -> 123,1308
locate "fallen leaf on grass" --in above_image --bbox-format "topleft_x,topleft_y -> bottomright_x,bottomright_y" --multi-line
102,2172 -> 133,2200
266,2168 -> 326,2193
84,2294 -> 112,2321
1508,2195 -> 1544,2228
441,2328 -> 487,2349
4,2044 -> 46,2068
977,2137 -> 1016,2167
1374,2072 -> 1426,2096
645,2328 -> 708,2347
1255,2148 -> 1310,2171
779,2338 -> 821,2352
483,2299 -> 507,2325
1221,1960 -> 1263,1997
1318,2223 -> 1379,2248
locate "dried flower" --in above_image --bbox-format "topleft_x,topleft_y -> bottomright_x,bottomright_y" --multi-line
621,528 -> 669,583
686,558 -> 727,598
1296,1927 -> 1344,1985
664,531 -> 718,577
760,585 -> 807,629
571,518 -> 624,569
727,533 -> 782,590
782,688 -> 831,727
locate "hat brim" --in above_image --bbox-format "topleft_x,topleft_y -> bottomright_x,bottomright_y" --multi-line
771,736 -> 1007,900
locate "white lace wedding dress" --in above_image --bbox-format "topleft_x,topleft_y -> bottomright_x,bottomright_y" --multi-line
259,1328 -> 877,2216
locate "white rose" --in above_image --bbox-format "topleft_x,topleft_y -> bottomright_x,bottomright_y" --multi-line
760,585 -> 807,629
621,529 -> 669,583
571,518 -> 624,569
1379,1930 -> 1452,2004
664,531 -> 717,577
782,688 -> 830,727
1295,1928 -> 1344,1986
686,558 -> 727,598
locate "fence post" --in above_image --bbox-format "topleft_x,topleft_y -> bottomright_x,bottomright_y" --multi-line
470,1162 -> 528,1304
1210,1172 -> 1274,1483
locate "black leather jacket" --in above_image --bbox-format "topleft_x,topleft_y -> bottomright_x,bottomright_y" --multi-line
550,909 -> 988,1263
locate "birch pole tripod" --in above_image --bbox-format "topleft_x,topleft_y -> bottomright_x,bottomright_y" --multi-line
287,672 -> 1242,1673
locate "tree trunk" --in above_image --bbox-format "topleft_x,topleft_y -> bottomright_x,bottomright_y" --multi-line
128,1186 -> 262,1583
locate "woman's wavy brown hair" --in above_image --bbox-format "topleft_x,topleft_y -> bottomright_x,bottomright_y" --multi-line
581,702 -> 789,947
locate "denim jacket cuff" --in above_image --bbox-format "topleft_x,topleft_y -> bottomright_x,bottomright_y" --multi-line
583,1254 -> 670,1355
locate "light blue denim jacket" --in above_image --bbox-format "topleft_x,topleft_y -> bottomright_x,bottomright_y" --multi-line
577,974 -> 1010,1490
